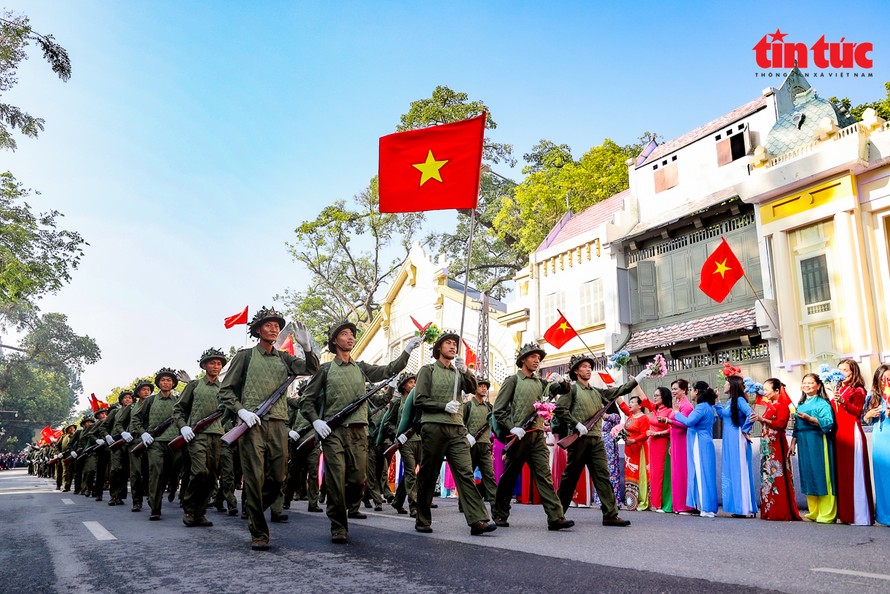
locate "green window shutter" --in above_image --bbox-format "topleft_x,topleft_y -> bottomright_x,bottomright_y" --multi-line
637,260 -> 658,321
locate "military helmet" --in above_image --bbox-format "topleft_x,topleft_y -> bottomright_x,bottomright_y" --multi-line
475,376 -> 491,388
568,353 -> 597,380
154,367 -> 178,388
432,330 -> 460,360
249,306 -> 287,339
396,372 -> 416,392
119,389 -> 134,399
133,380 -> 153,398
198,347 -> 228,368
80,416 -> 94,426
515,342 -> 546,367
327,320 -> 358,352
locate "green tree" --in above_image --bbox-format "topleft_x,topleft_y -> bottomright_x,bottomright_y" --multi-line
829,81 -> 890,121
279,179 -> 429,342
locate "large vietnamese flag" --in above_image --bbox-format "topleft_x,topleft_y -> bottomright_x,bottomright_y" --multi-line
378,113 -> 486,213
699,237 -> 744,303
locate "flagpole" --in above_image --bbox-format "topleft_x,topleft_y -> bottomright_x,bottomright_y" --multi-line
741,273 -> 780,332
451,207 -> 477,402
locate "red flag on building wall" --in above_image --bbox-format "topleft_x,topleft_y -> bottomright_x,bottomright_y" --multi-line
378,113 -> 486,213
699,237 -> 744,303
224,306 -> 249,329
543,313 -> 578,349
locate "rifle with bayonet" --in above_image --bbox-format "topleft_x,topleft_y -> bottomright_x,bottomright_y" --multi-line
221,375 -> 299,446
296,375 -> 396,454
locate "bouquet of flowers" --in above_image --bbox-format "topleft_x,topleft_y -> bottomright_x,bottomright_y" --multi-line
609,422 -> 627,442
646,354 -> 668,378
817,364 -> 845,384
608,350 -> 631,370
415,323 -> 441,344
534,401 -> 555,421
717,361 -> 742,385
742,377 -> 764,397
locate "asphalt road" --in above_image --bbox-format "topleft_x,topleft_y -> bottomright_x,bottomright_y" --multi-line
2,468 -> 888,593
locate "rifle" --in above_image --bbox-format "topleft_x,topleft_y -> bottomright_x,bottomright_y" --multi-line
221,375 -> 298,446
62,438 -> 106,464
556,394 -> 621,450
131,417 -> 176,454
296,375 -> 396,454
168,409 -> 225,451
383,427 -> 414,458
500,409 -> 542,456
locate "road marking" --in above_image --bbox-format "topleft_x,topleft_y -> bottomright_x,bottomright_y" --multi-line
62,498 -> 75,505
83,521 -> 117,541
365,511 -> 415,521
812,568 -> 890,581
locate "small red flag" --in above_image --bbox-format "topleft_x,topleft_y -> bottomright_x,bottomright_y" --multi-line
410,316 -> 431,334
379,113 -> 486,213
462,339 -> 477,369
699,238 -> 744,303
280,333 -> 295,356
598,371 -> 616,385
224,306 -> 249,329
543,314 -> 578,349
89,393 -> 99,412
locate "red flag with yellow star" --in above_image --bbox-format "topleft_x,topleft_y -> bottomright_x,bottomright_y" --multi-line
543,314 -> 578,349
699,237 -> 744,303
378,113 -> 486,213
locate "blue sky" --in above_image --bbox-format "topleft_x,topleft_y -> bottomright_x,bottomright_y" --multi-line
3,0 -> 888,404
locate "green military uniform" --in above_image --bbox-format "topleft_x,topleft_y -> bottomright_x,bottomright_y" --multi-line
463,392 -> 497,502
413,353 -> 489,531
128,383 -> 153,512
70,419 -> 91,495
131,369 -> 182,518
91,407 -> 114,501
492,343 -> 570,527
214,415 -> 240,515
109,397 -> 133,505
555,355 -> 638,520
350,388 -> 392,513
80,416 -> 104,497
286,403 -> 322,511
59,427 -> 75,491
300,348 -> 409,540
390,389 -> 422,514
174,367 -> 225,524
218,326 -> 319,547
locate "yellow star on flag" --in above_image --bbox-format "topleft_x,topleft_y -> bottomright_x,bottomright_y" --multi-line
412,150 -> 449,186
713,259 -> 731,278
558,322 -> 570,332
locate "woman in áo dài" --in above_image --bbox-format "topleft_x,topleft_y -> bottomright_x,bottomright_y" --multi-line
750,378 -> 801,521
618,395 -> 650,511
673,381 -> 719,518
639,386 -> 672,513
662,380 -> 695,515
870,365 -> 890,525
789,373 -> 836,523
832,359 -> 874,525
861,364 -> 889,427
717,376 -> 757,517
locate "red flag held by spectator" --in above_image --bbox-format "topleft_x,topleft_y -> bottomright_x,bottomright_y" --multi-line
699,238 -> 744,303
224,306 -> 249,329
379,114 -> 486,213
543,313 -> 578,349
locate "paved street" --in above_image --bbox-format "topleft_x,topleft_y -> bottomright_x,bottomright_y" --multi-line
1,468 -> 888,593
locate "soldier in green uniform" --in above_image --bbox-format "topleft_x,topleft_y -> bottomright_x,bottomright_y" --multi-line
492,342 -> 573,531
174,348 -> 229,528
413,331 -> 496,536
122,381 -> 153,512
463,377 -> 497,503
218,307 -> 319,551
300,321 -> 417,544
82,407 -> 109,498
108,390 -> 134,506
132,368 -> 182,521
69,416 -> 93,495
213,413 -> 240,516
91,406 -> 114,501
386,373 -> 418,515
351,381 -> 393,513
59,424 -> 76,491
555,354 -> 648,526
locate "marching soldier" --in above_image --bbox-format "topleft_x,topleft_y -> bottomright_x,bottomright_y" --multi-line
351,382 -> 393,513
122,380 -> 153,512
300,321 -> 418,544
91,405 -> 114,501
69,416 -> 93,495
386,373 -> 418,515
213,412 -> 241,516
108,390 -> 134,506
59,424 -> 76,492
218,307 -> 319,551
492,342 -> 573,531
555,354 -> 648,526
463,377 -> 497,503
82,407 -> 109,498
174,347 -> 229,528
413,331 -> 496,536
132,368 -> 182,521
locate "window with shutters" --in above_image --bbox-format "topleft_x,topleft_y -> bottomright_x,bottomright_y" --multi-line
715,125 -> 750,166
542,291 -> 565,328
654,162 -> 679,193
636,261 -> 658,321
579,279 -> 605,326
800,255 -> 831,314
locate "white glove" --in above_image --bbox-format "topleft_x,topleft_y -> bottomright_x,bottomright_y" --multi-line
293,321 -> 313,353
104,435 -> 115,446
397,433 -> 408,445
575,422 -> 589,436
180,426 -> 195,442
70,451 -> 78,459
466,434 -> 476,447
510,427 -> 526,441
288,430 -> 299,441
95,439 -> 104,446
404,336 -> 422,354
140,432 -> 154,446
453,356 -> 468,374
121,431 -> 133,443
549,373 -> 565,384
238,408 -> 261,428
312,419 -> 331,440
634,368 -> 651,384
444,400 -> 460,414
388,377 -> 399,389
